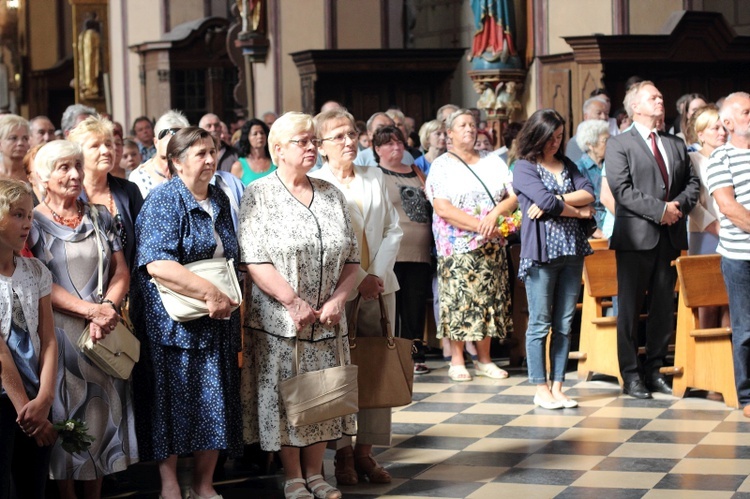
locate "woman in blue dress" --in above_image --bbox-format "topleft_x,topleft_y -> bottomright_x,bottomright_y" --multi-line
131,127 -> 242,499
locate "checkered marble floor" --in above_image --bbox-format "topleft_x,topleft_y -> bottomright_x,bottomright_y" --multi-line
103,358 -> 750,498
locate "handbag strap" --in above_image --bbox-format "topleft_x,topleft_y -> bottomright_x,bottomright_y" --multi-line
347,293 -> 394,349
411,164 -> 427,186
448,151 -> 497,207
291,324 -> 346,376
88,204 -> 105,301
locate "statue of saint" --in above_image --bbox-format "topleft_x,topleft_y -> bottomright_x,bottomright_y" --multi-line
469,0 -> 517,64
78,12 -> 101,99
237,0 -> 263,33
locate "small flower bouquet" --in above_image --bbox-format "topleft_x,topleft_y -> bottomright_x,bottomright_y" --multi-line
52,419 -> 95,454
498,210 -> 522,238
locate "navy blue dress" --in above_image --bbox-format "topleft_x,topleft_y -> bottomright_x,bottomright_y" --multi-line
130,177 -> 242,461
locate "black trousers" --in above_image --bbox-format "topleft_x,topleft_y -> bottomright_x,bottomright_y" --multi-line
0,396 -> 52,499
393,262 -> 433,362
615,232 -> 679,383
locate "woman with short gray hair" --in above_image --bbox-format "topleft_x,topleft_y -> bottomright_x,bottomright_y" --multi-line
575,119 -> 610,234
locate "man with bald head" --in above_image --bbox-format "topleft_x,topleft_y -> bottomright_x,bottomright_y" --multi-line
354,111 -> 415,166
707,91 -> 750,418
566,97 -> 609,162
199,113 -> 238,172
29,116 -> 56,147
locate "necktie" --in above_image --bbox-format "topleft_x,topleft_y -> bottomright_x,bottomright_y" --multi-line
649,132 -> 669,200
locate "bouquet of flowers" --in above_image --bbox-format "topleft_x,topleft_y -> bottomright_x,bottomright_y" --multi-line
53,419 -> 95,454
498,210 -> 522,238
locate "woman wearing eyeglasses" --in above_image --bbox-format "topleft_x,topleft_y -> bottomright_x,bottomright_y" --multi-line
230,118 -> 276,185
240,112 -> 361,499
67,115 -> 143,269
129,110 -> 190,199
308,109 -> 402,487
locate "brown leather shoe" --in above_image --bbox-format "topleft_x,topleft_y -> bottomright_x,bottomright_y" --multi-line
743,405 -> 750,418
333,447 -> 358,486
354,455 -> 391,484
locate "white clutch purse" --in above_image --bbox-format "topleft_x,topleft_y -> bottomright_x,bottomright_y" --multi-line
151,257 -> 242,322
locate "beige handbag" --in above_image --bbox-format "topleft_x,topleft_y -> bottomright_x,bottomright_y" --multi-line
151,257 -> 242,322
279,327 -> 359,427
348,294 -> 415,409
78,205 -> 140,380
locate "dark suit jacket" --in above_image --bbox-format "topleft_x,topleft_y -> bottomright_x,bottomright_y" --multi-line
605,126 -> 699,251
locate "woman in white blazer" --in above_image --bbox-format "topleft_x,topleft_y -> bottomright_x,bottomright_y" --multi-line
309,108 -> 402,487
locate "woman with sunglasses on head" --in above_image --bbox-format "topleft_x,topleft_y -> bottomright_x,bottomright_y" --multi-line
129,110 -> 190,199
231,118 -> 276,185
67,115 -> 143,269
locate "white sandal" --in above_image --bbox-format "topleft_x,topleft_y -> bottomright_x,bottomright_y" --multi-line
306,474 -> 341,499
474,361 -> 509,379
448,364 -> 473,382
284,478 -> 313,499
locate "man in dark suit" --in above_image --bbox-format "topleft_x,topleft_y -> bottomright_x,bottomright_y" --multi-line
606,81 -> 700,399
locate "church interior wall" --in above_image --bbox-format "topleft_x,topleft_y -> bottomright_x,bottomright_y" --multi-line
28,0 -> 60,71
547,0 -> 613,55
629,0 -> 682,34
336,0 -> 382,49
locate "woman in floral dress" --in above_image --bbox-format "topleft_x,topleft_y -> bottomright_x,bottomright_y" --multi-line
239,112 -> 359,499
425,109 -> 517,382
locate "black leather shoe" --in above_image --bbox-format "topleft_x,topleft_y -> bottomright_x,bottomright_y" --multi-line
646,377 -> 673,395
623,380 -> 652,399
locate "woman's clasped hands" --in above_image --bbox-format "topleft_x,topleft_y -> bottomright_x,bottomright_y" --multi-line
284,295 -> 345,331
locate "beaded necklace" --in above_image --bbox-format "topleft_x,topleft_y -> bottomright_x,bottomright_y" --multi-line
44,199 -> 83,228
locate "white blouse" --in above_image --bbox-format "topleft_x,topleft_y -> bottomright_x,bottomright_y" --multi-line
0,257 -> 53,356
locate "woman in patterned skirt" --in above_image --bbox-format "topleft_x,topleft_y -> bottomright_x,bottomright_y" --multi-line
239,112 -> 359,499
425,109 -> 517,382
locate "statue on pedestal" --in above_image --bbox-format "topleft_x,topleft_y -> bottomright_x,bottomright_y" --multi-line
469,0 -> 521,70
78,11 -> 101,99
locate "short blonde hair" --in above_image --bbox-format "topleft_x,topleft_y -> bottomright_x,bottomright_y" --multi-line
34,141 -> 83,197
445,108 -> 475,130
267,112 -> 314,165
418,119 -> 444,150
0,178 -> 32,223
67,114 -> 114,145
689,104 -> 721,146
0,115 -> 30,141
314,108 -> 356,138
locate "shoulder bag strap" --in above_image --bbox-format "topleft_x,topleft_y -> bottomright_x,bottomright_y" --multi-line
447,151 -> 497,207
411,164 -> 427,186
88,204 -> 105,301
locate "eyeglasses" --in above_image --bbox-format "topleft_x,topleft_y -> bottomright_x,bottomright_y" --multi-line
158,128 -> 181,140
288,138 -> 321,148
321,131 -> 358,144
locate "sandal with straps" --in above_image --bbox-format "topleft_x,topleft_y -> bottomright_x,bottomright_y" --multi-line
334,446 -> 358,485
448,364 -> 473,382
474,361 -> 509,379
306,475 -> 341,499
355,455 -> 392,484
284,478 -> 313,499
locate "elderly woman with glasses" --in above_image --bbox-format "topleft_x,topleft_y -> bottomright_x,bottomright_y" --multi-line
28,140 -> 137,497
240,112 -> 361,499
66,116 -> 143,269
129,110 -> 190,198
574,119 -> 610,237
309,110 -> 402,488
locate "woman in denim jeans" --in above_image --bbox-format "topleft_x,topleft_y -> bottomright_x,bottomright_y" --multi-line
512,109 -> 595,410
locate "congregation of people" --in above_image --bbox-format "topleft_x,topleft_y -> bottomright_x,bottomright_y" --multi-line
2,80 -> 750,499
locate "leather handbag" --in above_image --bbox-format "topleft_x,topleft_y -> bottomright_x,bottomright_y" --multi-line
348,294 -> 415,409
151,257 -> 242,322
279,327 -> 359,427
78,205 -> 140,380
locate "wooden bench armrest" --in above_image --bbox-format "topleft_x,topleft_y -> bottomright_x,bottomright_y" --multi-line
590,317 -> 617,326
690,327 -> 732,338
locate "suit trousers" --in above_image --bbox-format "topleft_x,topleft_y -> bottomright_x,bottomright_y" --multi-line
616,229 -> 679,383
334,292 -> 396,448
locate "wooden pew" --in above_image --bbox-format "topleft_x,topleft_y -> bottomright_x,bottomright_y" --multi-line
574,248 -> 623,384
508,244 -> 528,366
670,255 -> 737,408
